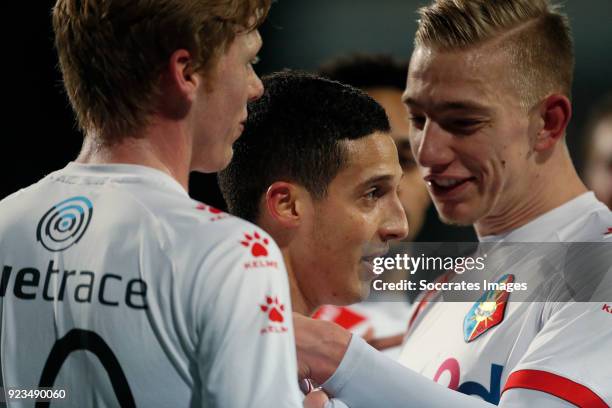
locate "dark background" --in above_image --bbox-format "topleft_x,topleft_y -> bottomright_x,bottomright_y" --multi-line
7,0 -> 612,241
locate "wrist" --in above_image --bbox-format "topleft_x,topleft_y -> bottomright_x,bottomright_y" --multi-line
312,320 -> 351,384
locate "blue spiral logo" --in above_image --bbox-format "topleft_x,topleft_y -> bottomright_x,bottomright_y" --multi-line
36,196 -> 94,252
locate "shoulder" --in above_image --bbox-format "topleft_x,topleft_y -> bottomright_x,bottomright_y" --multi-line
557,203 -> 612,242
149,197 -> 283,275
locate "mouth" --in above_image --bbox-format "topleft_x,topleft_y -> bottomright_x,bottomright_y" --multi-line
362,245 -> 389,261
425,175 -> 477,199
359,258 -> 377,281
360,247 -> 389,279
361,254 -> 383,264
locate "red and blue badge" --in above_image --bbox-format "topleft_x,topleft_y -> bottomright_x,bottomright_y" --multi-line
463,274 -> 514,343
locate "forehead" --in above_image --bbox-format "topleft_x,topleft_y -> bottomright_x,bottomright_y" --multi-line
329,132 -> 402,190
404,45 -> 518,111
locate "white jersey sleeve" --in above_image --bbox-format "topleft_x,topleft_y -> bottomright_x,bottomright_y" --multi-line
325,390 -> 578,408
322,336 -> 496,408
500,388 -> 586,408
0,164 -> 303,407
192,226 -> 302,407
500,301 -> 612,407
322,336 -> 592,408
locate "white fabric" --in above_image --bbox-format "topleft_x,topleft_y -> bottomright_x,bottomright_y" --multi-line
399,192 -> 612,405
323,337 -> 581,408
323,193 -> 612,407
0,163 -> 302,407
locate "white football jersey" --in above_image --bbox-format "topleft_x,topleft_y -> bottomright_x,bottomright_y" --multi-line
0,163 -> 302,407
398,192 -> 612,406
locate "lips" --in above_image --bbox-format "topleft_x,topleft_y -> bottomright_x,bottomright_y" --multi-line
361,254 -> 378,264
234,120 -> 246,141
238,113 -> 247,133
359,259 -> 377,281
425,175 -> 477,198
361,246 -> 389,262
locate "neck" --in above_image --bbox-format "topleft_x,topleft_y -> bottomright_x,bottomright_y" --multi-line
281,249 -> 317,316
76,119 -> 192,191
475,149 -> 587,237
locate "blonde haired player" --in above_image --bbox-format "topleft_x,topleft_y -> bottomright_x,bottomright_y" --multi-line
0,0 -> 304,406
295,1 -> 612,407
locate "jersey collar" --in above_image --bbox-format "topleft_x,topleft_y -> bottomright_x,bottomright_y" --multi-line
479,192 -> 604,243
62,162 -> 189,197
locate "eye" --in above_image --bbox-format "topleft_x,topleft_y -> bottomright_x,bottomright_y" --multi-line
409,115 -> 426,130
452,119 -> 481,128
364,188 -> 380,201
363,185 -> 390,202
443,118 -> 485,135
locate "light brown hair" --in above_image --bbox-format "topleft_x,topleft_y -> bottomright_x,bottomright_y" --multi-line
53,0 -> 271,142
415,0 -> 574,109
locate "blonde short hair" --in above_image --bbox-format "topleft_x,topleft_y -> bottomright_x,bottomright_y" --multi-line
53,0 -> 270,142
415,0 -> 574,109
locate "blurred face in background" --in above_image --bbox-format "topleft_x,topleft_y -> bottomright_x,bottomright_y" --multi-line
367,88 -> 431,240
585,117 -> 612,209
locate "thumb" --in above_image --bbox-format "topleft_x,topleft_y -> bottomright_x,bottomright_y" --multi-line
303,390 -> 329,408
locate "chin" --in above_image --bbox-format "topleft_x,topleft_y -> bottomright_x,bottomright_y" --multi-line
358,283 -> 372,301
436,201 -> 482,227
192,147 -> 233,173
347,283 -> 371,304
326,286 -> 366,306
215,147 -> 235,172
223,146 -> 234,165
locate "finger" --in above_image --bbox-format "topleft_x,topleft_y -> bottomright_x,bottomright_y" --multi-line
367,333 -> 404,350
303,390 -> 329,408
361,327 -> 375,342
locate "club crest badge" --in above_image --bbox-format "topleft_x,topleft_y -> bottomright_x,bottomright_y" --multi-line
463,274 -> 514,343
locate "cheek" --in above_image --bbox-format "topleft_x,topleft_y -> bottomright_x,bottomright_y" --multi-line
222,84 -> 245,116
323,218 -> 364,265
216,68 -> 248,112
232,79 -> 248,103
464,139 -> 507,183
314,202 -> 373,247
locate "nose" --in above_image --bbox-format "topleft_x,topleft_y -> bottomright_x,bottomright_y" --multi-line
248,72 -> 264,102
379,194 -> 409,242
414,120 -> 454,171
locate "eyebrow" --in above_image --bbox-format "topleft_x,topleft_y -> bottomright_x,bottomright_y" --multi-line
402,97 -> 491,114
356,173 -> 401,190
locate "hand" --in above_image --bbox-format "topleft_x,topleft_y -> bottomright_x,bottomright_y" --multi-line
303,390 -> 329,408
366,333 -> 404,351
293,313 -> 351,384
360,327 -> 375,343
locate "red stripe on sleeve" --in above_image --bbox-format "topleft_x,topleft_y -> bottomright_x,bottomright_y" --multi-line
503,369 -> 609,408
